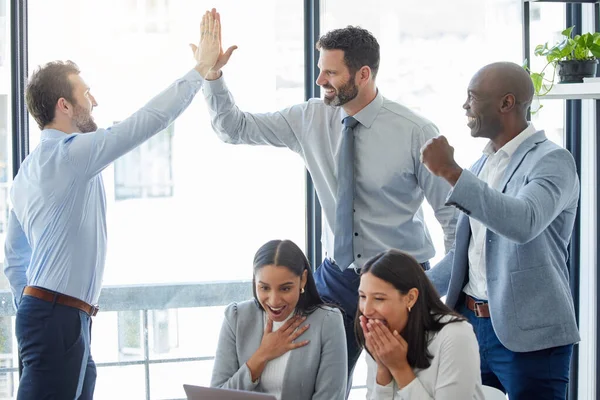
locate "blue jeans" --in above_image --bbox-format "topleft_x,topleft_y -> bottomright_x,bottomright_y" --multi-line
314,258 -> 430,382
457,301 -> 572,400
16,295 -> 96,400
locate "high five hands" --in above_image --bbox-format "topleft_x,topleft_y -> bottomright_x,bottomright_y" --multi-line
191,8 -> 238,79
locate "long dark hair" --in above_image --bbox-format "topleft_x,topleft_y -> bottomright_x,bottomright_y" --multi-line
355,250 -> 465,369
252,240 -> 324,316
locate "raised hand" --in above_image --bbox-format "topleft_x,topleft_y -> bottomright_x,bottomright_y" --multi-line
361,316 -> 393,386
258,315 -> 310,361
367,319 -> 409,372
246,314 -> 310,382
360,316 -> 384,366
190,9 -> 237,79
367,319 -> 416,388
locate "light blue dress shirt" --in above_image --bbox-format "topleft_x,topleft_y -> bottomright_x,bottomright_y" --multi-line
4,69 -> 203,308
203,76 -> 458,268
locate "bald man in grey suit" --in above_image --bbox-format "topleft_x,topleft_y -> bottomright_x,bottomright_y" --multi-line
422,62 -> 579,400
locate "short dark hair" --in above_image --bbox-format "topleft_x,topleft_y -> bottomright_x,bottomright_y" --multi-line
316,26 -> 380,78
252,240 -> 324,315
355,250 -> 465,369
26,60 -> 81,129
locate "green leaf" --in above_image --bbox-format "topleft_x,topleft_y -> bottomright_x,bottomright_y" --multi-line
585,33 -> 595,48
530,72 -> 544,95
574,45 -> 588,60
589,43 -> 600,58
534,44 -> 547,56
562,26 -> 575,39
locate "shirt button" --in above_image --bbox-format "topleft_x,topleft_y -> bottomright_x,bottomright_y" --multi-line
354,232 -> 359,236
357,254 -> 362,258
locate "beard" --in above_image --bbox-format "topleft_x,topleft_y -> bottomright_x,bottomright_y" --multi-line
323,78 -> 359,107
73,104 -> 97,133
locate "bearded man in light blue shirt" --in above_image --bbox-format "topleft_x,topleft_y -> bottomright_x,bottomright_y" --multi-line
3,11 -> 223,400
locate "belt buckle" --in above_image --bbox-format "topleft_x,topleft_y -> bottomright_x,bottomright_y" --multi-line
474,301 -> 486,317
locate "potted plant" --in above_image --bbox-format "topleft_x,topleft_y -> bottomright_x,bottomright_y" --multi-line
529,26 -> 600,98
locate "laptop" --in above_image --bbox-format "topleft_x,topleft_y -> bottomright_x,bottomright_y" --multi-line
183,384 -> 277,400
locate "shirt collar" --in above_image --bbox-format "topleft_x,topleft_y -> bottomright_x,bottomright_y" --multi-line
340,89 -> 383,129
41,129 -> 70,140
482,123 -> 537,157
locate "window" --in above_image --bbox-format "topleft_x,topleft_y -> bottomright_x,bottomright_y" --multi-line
117,309 -> 178,358
114,124 -> 174,200
117,311 -> 143,358
0,0 -> 15,397
121,0 -> 172,34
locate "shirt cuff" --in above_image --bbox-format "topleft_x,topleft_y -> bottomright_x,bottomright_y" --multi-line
374,380 -> 395,396
444,168 -> 474,207
201,72 -> 228,96
398,377 -> 427,399
183,68 -> 204,88
242,363 -> 260,388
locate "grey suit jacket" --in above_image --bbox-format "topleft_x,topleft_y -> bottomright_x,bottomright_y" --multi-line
211,300 -> 347,400
427,130 -> 580,352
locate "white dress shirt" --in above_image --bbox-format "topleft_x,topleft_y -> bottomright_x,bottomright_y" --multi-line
366,318 -> 484,399
463,124 -> 537,300
260,313 -> 293,400
203,77 -> 458,267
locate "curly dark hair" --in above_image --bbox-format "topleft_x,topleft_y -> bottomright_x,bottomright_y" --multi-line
316,26 -> 380,78
26,60 -> 81,129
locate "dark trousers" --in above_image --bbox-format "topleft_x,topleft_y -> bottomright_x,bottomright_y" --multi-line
458,301 -> 572,400
16,295 -> 96,400
314,258 -> 430,393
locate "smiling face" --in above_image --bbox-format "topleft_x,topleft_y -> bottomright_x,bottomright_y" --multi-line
358,272 -> 417,334
315,49 -> 359,107
463,70 -> 504,140
255,265 -> 307,322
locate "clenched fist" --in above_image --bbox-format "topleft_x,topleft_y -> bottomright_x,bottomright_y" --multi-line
420,136 -> 463,186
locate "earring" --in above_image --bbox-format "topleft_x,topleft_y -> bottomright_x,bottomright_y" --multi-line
301,287 -> 305,294
408,305 -> 412,313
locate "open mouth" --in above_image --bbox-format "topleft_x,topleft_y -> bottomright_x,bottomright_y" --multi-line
267,305 -> 287,318
467,116 -> 477,129
365,317 -> 388,328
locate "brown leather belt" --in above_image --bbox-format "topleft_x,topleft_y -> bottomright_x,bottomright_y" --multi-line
23,286 -> 99,316
466,295 -> 490,318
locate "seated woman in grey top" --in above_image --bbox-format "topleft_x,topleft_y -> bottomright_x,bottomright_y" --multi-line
211,240 -> 347,400
356,250 -> 484,399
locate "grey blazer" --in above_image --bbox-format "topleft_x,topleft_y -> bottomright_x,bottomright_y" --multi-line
427,130 -> 580,352
211,300 -> 347,400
